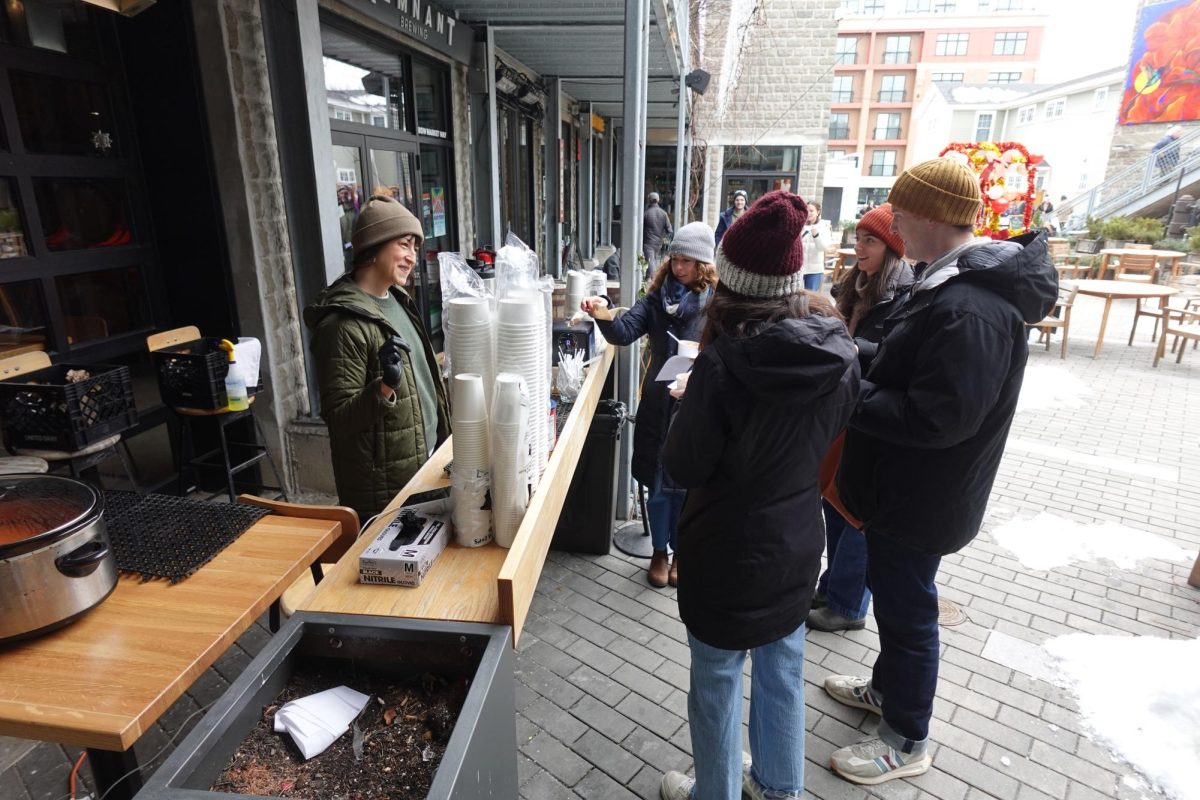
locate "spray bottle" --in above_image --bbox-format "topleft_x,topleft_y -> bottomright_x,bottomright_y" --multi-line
219,339 -> 249,411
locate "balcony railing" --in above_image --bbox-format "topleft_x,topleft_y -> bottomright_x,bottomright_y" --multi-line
868,164 -> 898,177
877,91 -> 907,102
873,127 -> 902,139
829,126 -> 851,139
831,92 -> 855,103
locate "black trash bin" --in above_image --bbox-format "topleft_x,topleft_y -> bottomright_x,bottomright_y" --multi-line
551,400 -> 624,554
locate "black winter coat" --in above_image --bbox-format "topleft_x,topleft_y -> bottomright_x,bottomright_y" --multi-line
837,232 -> 1058,555
595,286 -> 710,487
833,263 -> 915,370
663,316 -> 860,650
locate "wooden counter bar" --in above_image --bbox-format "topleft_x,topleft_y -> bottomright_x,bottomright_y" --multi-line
301,344 -> 616,645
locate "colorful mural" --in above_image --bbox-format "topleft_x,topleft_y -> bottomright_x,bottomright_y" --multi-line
1120,0 -> 1200,125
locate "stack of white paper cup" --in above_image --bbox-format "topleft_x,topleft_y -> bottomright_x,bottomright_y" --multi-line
450,373 -> 492,547
445,297 -> 495,413
566,269 -> 588,315
497,293 -> 548,481
490,373 -> 529,548
589,269 -> 607,300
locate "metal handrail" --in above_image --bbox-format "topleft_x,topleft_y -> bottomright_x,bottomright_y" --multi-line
1060,127 -> 1200,226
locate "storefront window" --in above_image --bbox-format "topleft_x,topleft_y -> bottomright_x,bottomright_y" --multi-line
333,144 -> 362,263
33,177 -> 133,251
645,146 -> 678,217
321,27 -> 407,133
0,279 -> 48,355
368,149 -> 418,214
498,104 -> 534,245
10,71 -> 116,157
0,179 -> 29,259
723,146 -> 800,173
0,0 -> 100,62
419,146 -> 453,253
412,59 -> 448,139
55,266 -> 150,345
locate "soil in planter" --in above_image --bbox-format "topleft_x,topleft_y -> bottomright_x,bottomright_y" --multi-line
213,666 -> 468,799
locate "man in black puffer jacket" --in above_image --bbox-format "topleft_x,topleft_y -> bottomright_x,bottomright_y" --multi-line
828,157 -> 1058,786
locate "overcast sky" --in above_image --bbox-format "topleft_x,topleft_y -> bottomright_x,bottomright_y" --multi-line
1037,0 -> 1143,84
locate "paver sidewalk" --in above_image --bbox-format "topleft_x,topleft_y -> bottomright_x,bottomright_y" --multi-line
4,293 -> 1197,800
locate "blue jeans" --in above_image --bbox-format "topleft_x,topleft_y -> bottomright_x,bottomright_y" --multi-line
687,626 -> 806,799
815,500 -> 872,620
646,466 -> 685,552
865,530 -> 942,753
802,273 -> 822,292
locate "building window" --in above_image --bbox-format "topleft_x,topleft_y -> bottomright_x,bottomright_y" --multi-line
993,31 -> 1028,55
879,75 -> 907,102
934,0 -> 957,9
829,112 -> 851,139
869,150 -> 898,176
932,72 -> 965,83
875,112 -> 902,139
832,75 -> 854,103
1044,98 -> 1066,119
883,36 -> 912,64
1092,87 -> 1109,111
863,0 -> 884,11
905,0 -> 932,11
935,33 -> 969,56
827,149 -> 846,160
333,109 -> 353,121
836,36 -> 858,65
974,112 -> 994,141
988,71 -> 1022,83
1017,104 -> 1036,124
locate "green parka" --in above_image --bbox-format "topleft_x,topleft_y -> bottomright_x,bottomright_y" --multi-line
303,274 -> 450,520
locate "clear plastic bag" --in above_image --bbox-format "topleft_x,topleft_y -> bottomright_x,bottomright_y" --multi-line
438,251 -> 493,381
556,348 -> 585,403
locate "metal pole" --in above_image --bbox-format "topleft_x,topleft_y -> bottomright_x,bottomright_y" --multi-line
544,78 -> 563,275
580,104 -> 595,260
600,125 -> 613,245
616,0 -> 648,518
674,75 -> 687,231
485,29 -> 502,247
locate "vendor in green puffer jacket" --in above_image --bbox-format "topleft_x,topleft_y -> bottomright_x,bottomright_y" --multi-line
303,195 -> 450,521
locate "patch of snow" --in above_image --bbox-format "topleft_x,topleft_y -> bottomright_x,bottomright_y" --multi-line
981,630 -> 1058,683
1017,364 -> 1091,412
1045,635 -> 1200,800
1004,437 -> 1178,482
991,513 -> 1191,571
1000,755 -> 1012,767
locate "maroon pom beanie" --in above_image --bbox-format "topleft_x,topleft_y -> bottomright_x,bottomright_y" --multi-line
715,190 -> 810,298
856,203 -> 906,258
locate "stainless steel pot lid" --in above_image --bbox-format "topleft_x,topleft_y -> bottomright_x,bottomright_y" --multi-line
0,475 -> 102,555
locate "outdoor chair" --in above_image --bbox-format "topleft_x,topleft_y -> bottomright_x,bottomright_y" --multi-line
237,493 -> 360,628
1048,241 -> 1070,264
1128,276 -> 1200,345
1028,286 -> 1077,359
1057,253 -> 1096,281
1113,252 -> 1158,283
1152,304 -> 1200,366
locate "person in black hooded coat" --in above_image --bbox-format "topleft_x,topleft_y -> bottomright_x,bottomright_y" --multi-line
657,191 -> 860,800
825,158 -> 1058,788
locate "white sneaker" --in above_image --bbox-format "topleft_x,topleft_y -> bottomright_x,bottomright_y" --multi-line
830,736 -> 932,785
823,674 -> 882,715
660,770 -> 695,800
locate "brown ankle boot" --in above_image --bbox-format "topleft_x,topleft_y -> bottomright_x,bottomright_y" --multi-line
648,550 -> 670,588
668,553 -> 678,587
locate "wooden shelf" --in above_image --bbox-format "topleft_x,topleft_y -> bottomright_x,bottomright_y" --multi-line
301,344 -> 616,645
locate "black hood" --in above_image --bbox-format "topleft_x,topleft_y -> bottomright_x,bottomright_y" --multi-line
954,231 -> 1058,323
713,315 -> 857,404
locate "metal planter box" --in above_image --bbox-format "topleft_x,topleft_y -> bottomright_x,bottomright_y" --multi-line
135,613 -> 516,800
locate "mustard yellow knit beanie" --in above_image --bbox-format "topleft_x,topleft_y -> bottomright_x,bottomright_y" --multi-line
887,157 -> 982,226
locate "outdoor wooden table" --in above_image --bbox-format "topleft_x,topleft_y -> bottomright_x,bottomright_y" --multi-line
0,514 -> 339,800
302,343 -> 616,646
1071,279 -> 1179,358
1097,248 -> 1187,279
830,248 -> 856,284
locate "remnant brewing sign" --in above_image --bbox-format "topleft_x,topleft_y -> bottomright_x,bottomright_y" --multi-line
343,0 -> 474,65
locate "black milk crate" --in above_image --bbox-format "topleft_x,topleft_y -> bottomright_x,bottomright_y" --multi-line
151,338 -> 231,409
0,363 -> 138,451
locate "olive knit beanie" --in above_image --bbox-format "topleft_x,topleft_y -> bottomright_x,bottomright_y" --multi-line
668,221 -> 716,264
352,194 -> 424,254
887,157 -> 982,227
856,203 -> 906,258
716,190 -> 809,298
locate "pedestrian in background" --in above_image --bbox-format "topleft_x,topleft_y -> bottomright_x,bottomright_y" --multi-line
580,221 -> 717,589
801,200 -> 833,292
1152,124 -> 1183,174
643,192 -> 673,265
828,158 -> 1056,785
810,203 -> 913,634
714,188 -> 748,245
658,191 -> 859,800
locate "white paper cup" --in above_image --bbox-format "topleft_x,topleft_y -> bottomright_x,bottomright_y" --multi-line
498,297 -> 542,326
447,297 -> 492,326
452,373 -> 487,422
677,339 -> 700,359
492,374 -> 528,427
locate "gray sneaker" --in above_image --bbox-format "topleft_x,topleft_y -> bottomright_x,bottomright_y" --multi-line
823,675 -> 882,715
660,770 -> 694,800
807,606 -> 866,632
830,736 -> 932,784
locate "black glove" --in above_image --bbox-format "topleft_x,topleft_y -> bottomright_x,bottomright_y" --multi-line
378,335 -> 411,390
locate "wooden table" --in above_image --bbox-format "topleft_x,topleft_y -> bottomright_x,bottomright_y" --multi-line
829,248 -> 857,284
1071,279 -> 1179,358
0,514 -> 339,799
1097,248 -> 1187,280
302,344 -> 616,647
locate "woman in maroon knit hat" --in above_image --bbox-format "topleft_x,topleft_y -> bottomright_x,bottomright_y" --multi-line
658,191 -> 860,800
809,203 -> 914,634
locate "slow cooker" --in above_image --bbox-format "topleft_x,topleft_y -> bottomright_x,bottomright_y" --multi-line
0,475 -> 117,643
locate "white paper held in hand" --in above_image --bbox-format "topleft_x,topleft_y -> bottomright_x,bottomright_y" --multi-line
655,353 -> 696,382
272,685 -> 371,759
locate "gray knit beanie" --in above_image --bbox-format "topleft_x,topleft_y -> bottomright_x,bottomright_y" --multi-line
668,221 -> 716,264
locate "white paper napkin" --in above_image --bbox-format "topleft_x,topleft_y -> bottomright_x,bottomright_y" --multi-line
272,685 -> 370,760
655,353 -> 695,382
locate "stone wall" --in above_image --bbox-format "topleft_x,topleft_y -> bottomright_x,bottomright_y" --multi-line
691,0 -> 840,224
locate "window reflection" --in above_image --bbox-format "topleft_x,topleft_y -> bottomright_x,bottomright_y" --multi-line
322,46 -> 406,131
368,149 -> 417,215
55,266 -> 150,345
0,179 -> 28,259
413,60 -> 448,138
0,280 -> 49,355
0,0 -> 100,61
34,178 -> 133,251
333,145 -> 363,267
11,72 -> 115,157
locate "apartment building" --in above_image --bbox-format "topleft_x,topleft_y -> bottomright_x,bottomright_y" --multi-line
824,0 -> 1048,221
